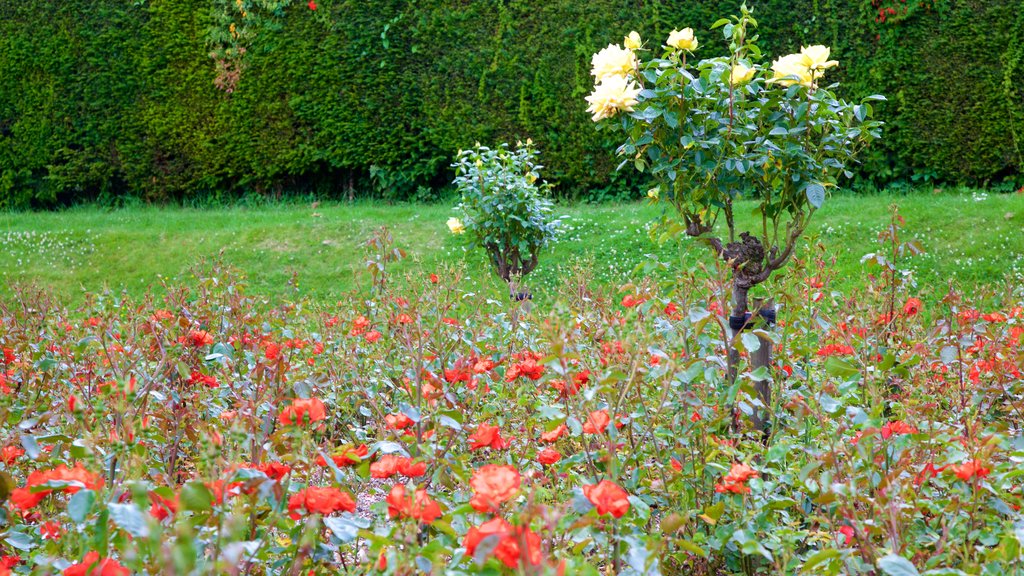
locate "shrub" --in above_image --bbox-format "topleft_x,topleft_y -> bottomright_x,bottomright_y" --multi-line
449,141 -> 561,297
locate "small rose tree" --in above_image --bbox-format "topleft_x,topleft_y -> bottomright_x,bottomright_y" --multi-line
449,141 -> 560,300
586,7 -> 884,323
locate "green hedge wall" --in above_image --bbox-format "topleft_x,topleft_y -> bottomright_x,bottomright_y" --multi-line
0,0 -> 1020,206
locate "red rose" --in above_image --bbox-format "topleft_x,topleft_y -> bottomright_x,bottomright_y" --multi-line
583,479 -> 630,518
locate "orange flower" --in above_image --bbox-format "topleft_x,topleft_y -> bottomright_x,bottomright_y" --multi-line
0,446 -> 24,465
148,492 -> 178,521
582,479 -> 630,518
10,463 -> 105,510
714,462 -> 759,494
287,487 -> 356,520
187,330 -> 214,347
469,465 -> 521,512
902,297 -> 922,317
370,454 -> 426,479
538,449 -> 561,466
386,484 -> 442,524
949,459 -> 990,482
317,444 -> 368,468
505,358 -> 544,382
880,420 -> 917,439
63,552 -> 129,576
385,413 -> 415,430
463,518 -> 542,569
582,410 -> 613,434
468,423 -> 511,450
540,424 -> 568,443
278,398 -> 327,426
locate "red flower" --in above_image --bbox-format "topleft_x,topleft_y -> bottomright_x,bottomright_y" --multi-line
469,423 -> 511,450
287,487 -> 356,520
463,518 -> 542,569
370,454 -> 426,478
264,342 -> 282,361
582,409 -> 617,434
63,552 -> 129,576
714,462 -> 759,494
386,484 -> 442,524
308,0 -> 317,9
506,358 -> 544,381
385,413 -> 415,430
838,525 -> 855,546
0,445 -> 24,465
902,297 -> 922,316
11,463 -> 105,510
39,521 -> 63,540
815,344 -> 854,357
188,371 -> 218,388
949,459 -> 990,482
148,492 -> 178,521
429,273 -> 439,284
278,398 -> 327,426
317,444 -> 368,468
914,462 -> 947,486
537,449 -> 561,466
582,480 -> 630,518
469,465 -> 521,512
540,424 -> 568,443
621,295 -> 645,307
880,420 -> 917,439
187,330 -> 214,347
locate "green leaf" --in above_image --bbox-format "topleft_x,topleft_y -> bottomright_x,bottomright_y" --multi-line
806,183 -> 826,209
324,515 -> 370,543
877,554 -> 921,576
108,502 -> 151,538
180,481 -> 213,512
824,357 -> 859,379
68,489 -> 95,524
802,549 -> 841,571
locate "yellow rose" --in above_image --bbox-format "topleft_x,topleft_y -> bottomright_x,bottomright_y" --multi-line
585,75 -> 642,122
447,217 -> 466,235
729,63 -> 756,86
769,53 -> 812,87
799,45 -> 838,71
646,186 -> 660,200
666,28 -> 697,51
590,43 -> 637,81
623,31 -> 642,50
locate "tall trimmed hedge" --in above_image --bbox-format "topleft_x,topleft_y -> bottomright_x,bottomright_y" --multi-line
0,0 -> 1020,207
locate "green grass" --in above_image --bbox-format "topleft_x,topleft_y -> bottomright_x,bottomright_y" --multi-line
2,190 -> 1022,306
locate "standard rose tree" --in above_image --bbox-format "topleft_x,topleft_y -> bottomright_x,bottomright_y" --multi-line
587,7 -> 883,429
448,141 -> 560,301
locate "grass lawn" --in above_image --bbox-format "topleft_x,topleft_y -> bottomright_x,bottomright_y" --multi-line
1,190 -> 1022,306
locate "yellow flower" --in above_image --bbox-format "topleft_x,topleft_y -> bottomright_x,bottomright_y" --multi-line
526,173 -> 537,184
646,186 -> 660,200
590,43 -> 637,81
474,159 -> 483,168
447,217 -> 466,235
666,28 -> 698,51
769,53 -> 813,87
799,45 -> 838,71
729,63 -> 756,86
585,75 -> 642,122
623,31 -> 642,50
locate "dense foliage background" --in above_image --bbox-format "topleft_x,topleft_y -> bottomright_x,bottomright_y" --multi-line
0,0 -> 1021,207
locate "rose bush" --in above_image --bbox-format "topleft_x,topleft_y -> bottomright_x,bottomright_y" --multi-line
449,141 -> 561,300
0,239 -> 1020,574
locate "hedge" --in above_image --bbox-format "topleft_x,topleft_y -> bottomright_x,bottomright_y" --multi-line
0,0 -> 1020,207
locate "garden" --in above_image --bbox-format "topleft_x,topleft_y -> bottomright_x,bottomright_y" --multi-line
1,2 -> 1024,576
